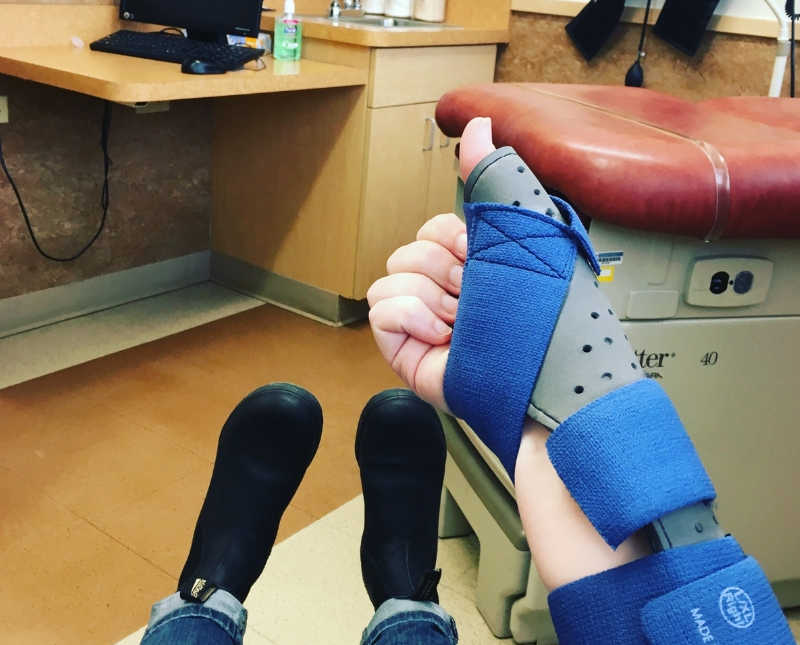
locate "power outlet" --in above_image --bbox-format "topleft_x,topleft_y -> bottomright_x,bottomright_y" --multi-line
0,96 -> 8,124
685,256 -> 773,307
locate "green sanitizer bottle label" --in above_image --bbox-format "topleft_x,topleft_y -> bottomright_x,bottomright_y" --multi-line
275,18 -> 302,60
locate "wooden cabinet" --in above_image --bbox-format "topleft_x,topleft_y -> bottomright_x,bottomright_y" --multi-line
211,41 -> 496,312
354,44 -> 494,296
355,102 -> 460,295
427,125 -> 460,220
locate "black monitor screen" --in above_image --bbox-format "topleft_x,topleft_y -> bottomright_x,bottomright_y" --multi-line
120,0 -> 263,37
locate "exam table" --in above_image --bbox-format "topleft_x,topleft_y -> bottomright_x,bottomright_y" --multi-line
433,84 -> 800,644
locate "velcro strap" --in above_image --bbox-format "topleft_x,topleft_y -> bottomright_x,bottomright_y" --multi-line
548,537 -> 794,645
547,378 -> 716,547
443,199 -> 598,478
550,196 -> 602,275
641,556 -> 793,644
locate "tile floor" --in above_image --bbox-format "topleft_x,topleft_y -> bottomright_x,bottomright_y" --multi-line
2,285 -> 798,644
0,282 -> 263,389
117,497 -> 508,645
1,294 -> 402,644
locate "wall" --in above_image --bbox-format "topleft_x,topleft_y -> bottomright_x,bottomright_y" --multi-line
510,0 -> 795,38
0,76 -> 211,298
0,1 -> 214,300
496,10 -> 792,100
0,76 -> 211,300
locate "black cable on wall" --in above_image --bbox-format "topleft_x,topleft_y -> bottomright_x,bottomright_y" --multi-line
0,100 -> 112,262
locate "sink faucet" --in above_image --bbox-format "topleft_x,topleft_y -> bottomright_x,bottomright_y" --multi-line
329,0 -> 364,18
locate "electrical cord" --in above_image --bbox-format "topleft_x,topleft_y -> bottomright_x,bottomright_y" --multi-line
625,0 -> 653,87
788,0 -> 797,97
0,100 -> 112,262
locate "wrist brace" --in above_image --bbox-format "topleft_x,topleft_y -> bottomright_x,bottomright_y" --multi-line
443,146 -> 793,643
444,147 -> 714,546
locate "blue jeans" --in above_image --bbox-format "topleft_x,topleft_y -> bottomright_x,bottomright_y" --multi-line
140,592 -> 458,645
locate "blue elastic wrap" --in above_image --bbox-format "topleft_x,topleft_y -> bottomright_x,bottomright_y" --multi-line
548,537 -> 794,645
443,198 -> 599,479
547,378 -> 716,547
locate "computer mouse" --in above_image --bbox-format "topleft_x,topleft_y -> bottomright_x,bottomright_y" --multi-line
181,59 -> 227,75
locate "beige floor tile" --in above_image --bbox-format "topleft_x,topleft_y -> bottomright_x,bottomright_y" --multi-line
289,434 -> 363,520
244,498 -> 377,644
113,493 -> 800,645
2,298 -> 405,643
116,623 -> 279,645
91,458 -> 318,583
90,464 -> 214,578
112,379 -> 247,463
276,503 -> 318,546
240,496 -> 506,645
32,424 -> 206,523
0,465 -> 78,557
0,398 -> 137,471
0,518 -> 174,645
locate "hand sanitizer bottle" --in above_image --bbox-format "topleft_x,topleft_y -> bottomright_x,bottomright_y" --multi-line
273,0 -> 302,61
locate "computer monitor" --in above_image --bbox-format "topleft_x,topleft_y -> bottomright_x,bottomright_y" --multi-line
119,0 -> 263,43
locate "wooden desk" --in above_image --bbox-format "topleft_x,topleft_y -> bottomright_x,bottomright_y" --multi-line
0,3 -> 371,323
0,3 -> 366,103
0,3 -> 500,323
0,46 -> 366,103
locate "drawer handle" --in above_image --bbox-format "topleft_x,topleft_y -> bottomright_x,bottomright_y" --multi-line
440,133 -> 450,148
423,117 -> 435,151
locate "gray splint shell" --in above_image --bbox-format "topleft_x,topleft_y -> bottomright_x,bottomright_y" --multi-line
465,147 -> 643,428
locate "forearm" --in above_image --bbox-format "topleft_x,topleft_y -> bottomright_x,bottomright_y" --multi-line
514,420 -> 651,591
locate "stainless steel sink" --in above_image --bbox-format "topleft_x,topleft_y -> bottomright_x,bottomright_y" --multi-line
326,15 -> 462,29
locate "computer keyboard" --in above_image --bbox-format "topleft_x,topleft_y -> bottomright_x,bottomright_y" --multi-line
90,30 -> 264,70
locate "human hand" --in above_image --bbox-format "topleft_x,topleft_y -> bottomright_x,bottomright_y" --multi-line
366,117 -> 496,411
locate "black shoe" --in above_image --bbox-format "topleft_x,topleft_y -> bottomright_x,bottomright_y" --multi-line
356,389 -> 447,610
177,383 -> 322,604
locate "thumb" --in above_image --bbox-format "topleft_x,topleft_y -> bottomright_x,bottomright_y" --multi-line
460,117 -> 496,182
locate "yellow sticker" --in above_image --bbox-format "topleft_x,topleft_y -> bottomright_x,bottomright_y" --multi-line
598,266 -> 615,282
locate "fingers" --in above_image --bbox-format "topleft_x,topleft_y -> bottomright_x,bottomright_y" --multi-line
459,116 -> 496,182
410,343 -> 450,412
367,210 -> 470,414
416,213 -> 468,262
369,296 -> 451,353
367,273 -> 459,323
368,297 -> 450,411
387,240 -> 463,295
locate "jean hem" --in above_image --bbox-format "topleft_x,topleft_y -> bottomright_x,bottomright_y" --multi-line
142,590 -> 247,644
361,599 -> 458,644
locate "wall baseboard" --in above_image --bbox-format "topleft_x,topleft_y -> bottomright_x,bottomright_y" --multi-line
0,251 -> 210,338
211,252 -> 368,327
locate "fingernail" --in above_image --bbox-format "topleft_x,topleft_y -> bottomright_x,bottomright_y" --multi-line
434,319 -> 452,335
441,293 -> 459,314
449,265 -> 463,287
455,233 -> 467,257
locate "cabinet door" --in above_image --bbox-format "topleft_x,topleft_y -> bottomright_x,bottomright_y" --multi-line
355,102 -> 435,297
426,121 -> 459,219
369,45 -> 498,108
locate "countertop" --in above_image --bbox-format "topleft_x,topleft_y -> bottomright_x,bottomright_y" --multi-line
0,45 -> 367,103
261,13 -> 509,47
